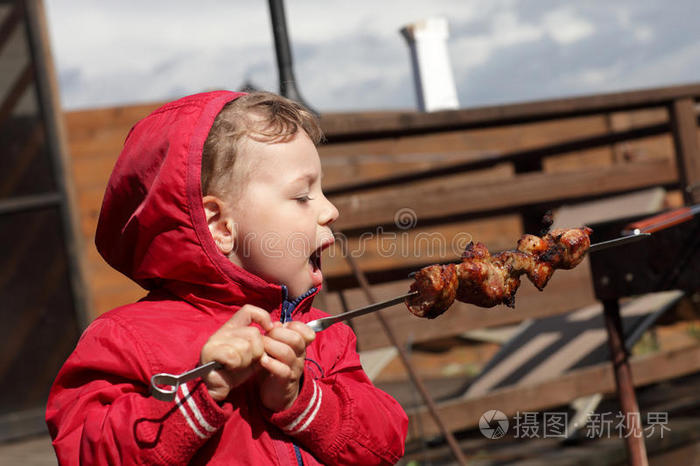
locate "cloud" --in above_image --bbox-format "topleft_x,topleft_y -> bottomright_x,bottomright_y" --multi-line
542,7 -> 594,45
44,0 -> 700,112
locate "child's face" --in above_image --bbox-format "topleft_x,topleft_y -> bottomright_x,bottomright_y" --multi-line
210,130 -> 338,298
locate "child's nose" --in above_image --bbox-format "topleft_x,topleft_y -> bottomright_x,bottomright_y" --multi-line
319,196 -> 339,226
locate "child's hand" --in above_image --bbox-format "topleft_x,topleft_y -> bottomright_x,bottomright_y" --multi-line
200,305 -> 274,402
258,321 -> 316,412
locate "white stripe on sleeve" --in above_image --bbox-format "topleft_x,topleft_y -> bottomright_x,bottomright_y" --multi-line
181,384 -> 216,433
175,393 -> 206,439
284,380 -> 318,432
291,386 -> 322,434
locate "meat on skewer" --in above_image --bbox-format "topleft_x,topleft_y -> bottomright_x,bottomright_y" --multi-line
406,227 -> 592,319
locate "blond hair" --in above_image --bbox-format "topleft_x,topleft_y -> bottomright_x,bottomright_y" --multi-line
201,91 -> 323,196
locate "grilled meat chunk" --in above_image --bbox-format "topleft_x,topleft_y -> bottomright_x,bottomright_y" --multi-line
405,227 -> 592,317
406,263 -> 458,319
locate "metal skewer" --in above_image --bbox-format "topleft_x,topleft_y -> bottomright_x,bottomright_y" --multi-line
407,232 -> 652,278
306,291 -> 418,332
587,232 -> 651,253
151,360 -> 223,401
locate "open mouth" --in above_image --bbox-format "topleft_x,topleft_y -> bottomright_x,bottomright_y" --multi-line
309,247 -> 322,272
308,239 -> 334,286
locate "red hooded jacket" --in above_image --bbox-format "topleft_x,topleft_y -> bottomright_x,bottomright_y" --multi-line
46,91 -> 408,465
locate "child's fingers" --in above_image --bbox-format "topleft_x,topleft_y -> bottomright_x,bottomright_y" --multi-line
201,326 -> 265,368
221,339 -> 254,368
199,306 -> 275,401
263,334 -> 300,365
203,329 -> 264,366
266,327 -> 307,356
284,321 -> 316,344
201,337 -> 263,397
228,304 -> 273,331
208,366 -> 250,391
260,352 -> 293,379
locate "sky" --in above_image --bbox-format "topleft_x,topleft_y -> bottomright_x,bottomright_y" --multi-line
44,0 -> 700,113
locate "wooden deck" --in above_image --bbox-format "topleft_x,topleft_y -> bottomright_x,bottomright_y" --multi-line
0,434 -> 55,466
392,371 -> 700,465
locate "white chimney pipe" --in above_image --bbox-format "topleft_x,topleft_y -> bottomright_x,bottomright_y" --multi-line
400,17 -> 459,112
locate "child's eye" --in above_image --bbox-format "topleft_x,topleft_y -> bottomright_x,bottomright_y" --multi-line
296,195 -> 314,203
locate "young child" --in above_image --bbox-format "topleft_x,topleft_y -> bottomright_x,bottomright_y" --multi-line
46,91 -> 408,465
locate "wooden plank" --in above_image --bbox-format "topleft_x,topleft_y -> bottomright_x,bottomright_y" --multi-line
63,103 -> 162,140
668,97 -> 700,204
320,150 -> 515,193
608,108 -> 669,163
25,0 -> 92,327
323,124 -> 672,196
542,146 -> 614,173
66,128 -> 131,159
88,257 -> 132,292
0,63 -> 33,127
0,1 -> 21,56
0,252 -> 64,383
319,114 -> 608,158
71,154 -> 119,190
319,83 -> 700,141
543,136 -> 673,173
0,122 -> 43,197
0,407 -> 49,443
324,261 -> 595,350
75,185 -> 104,238
406,344 -> 700,440
330,159 -> 678,231
93,284 -> 145,317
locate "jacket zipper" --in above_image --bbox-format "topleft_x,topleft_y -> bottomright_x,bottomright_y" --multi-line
280,286 -> 317,324
278,285 -> 318,466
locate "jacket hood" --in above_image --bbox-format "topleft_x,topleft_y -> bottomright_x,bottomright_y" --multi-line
96,91 -> 292,313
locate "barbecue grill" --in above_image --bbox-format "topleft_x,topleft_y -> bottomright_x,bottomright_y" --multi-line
590,205 -> 700,300
587,204 -> 700,466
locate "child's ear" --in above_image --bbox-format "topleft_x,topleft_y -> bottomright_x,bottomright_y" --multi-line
202,195 -> 236,255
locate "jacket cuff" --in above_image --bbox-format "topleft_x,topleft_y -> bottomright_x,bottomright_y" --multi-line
157,379 -> 230,459
136,379 -> 231,463
266,366 -> 338,437
174,379 -> 230,439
